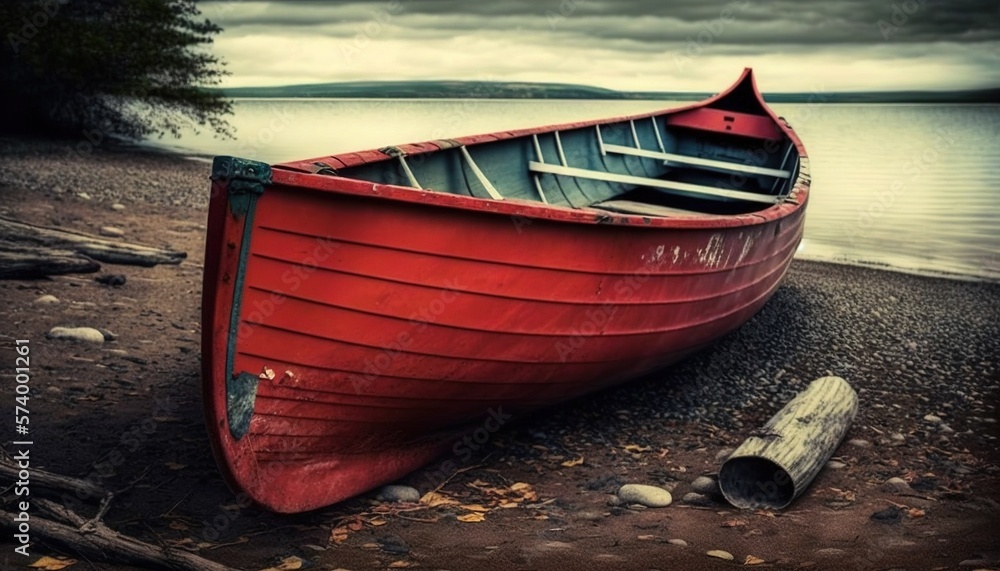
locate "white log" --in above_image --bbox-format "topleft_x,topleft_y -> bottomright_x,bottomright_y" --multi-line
718,376 -> 858,509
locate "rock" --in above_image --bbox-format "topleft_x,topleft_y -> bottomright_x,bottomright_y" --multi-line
939,423 -> 955,434
617,484 -> 673,508
46,326 -> 105,344
99,226 -> 125,237
34,294 -> 60,304
606,495 -> 623,507
847,439 -> 871,448
706,550 -> 734,561
825,460 -> 847,470
111,203 -> 126,211
923,414 -> 942,423
98,328 -> 118,342
715,448 -> 736,461
681,492 -> 712,506
374,485 -> 420,503
890,432 -> 906,442
881,477 -> 912,494
690,476 -> 719,495
668,539 -> 688,547
95,274 -> 127,287
77,192 -> 92,200
870,506 -> 904,523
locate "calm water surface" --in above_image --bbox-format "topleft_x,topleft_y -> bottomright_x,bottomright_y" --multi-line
156,99 -> 1000,281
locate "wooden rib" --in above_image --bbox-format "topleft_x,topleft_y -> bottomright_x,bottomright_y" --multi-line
459,146 -> 503,200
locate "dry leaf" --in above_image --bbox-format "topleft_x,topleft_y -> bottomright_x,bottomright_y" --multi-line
623,444 -> 652,453
329,526 -> 349,544
754,509 -> 776,518
259,556 -> 303,571
532,514 -> 549,520
457,512 -> 486,523
30,557 -> 76,570
388,561 -> 411,568
907,508 -> 926,518
637,534 -> 656,540
347,519 -> 364,532
560,457 -> 585,467
744,555 -> 765,565
168,520 -> 189,531
499,501 -> 520,508
369,517 -> 388,527
459,504 -> 490,512
721,518 -> 749,528
420,491 -> 459,507
509,482 -> 532,492
164,462 -> 187,470
259,367 -> 276,380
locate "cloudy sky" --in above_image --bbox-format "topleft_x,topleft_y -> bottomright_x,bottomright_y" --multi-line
199,0 -> 1000,93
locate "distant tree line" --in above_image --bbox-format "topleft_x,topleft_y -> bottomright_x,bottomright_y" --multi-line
0,0 -> 231,140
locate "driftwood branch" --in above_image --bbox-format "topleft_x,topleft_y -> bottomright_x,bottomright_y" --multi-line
0,217 -> 186,279
0,457 -> 109,501
0,500 -> 239,571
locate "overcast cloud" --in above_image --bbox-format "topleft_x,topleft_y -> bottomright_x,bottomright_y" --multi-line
198,0 -> 1000,91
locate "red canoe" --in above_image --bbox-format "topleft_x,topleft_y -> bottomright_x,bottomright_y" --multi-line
201,68 -> 810,513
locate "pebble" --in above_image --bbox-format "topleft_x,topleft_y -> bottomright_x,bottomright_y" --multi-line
617,484 -> 673,508
825,460 -> 847,470
374,485 -> 420,503
923,414 -> 942,423
46,326 -> 105,344
881,477 -> 912,494
668,539 -> 688,547
77,192 -> 92,200
34,294 -> 60,304
847,439 -> 871,448
111,203 -> 126,211
690,476 -> 719,496
715,448 -> 736,462
706,550 -> 734,561
681,492 -> 712,506
815,548 -> 846,557
890,432 -> 906,442
99,226 -> 125,237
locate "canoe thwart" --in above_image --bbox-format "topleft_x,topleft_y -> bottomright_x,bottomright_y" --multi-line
718,376 -> 858,510
602,143 -> 791,179
591,199 -> 710,218
528,161 -> 780,204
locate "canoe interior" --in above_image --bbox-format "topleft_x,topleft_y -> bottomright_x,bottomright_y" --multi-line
282,70 -> 801,217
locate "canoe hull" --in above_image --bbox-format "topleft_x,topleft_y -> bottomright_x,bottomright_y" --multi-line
202,69 -> 810,513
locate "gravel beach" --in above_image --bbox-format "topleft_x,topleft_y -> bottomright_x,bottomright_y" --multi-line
1,139 -> 998,570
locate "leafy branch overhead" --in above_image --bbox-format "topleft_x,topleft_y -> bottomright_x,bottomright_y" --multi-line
0,0 -> 232,139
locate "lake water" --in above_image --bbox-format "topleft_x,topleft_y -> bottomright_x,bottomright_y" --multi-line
154,99 -> 1000,282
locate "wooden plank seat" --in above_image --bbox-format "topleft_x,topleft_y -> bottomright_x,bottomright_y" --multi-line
528,161 -> 781,205
601,143 -> 791,179
590,199 -> 711,218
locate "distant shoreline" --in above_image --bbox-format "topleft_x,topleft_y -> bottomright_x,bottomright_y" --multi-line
212,80 -> 1000,104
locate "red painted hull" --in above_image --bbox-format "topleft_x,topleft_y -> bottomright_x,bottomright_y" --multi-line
202,69 -> 810,512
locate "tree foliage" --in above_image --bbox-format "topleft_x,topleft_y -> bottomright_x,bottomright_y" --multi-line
0,0 -> 232,139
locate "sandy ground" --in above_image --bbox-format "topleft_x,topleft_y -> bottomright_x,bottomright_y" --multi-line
0,140 -> 998,571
